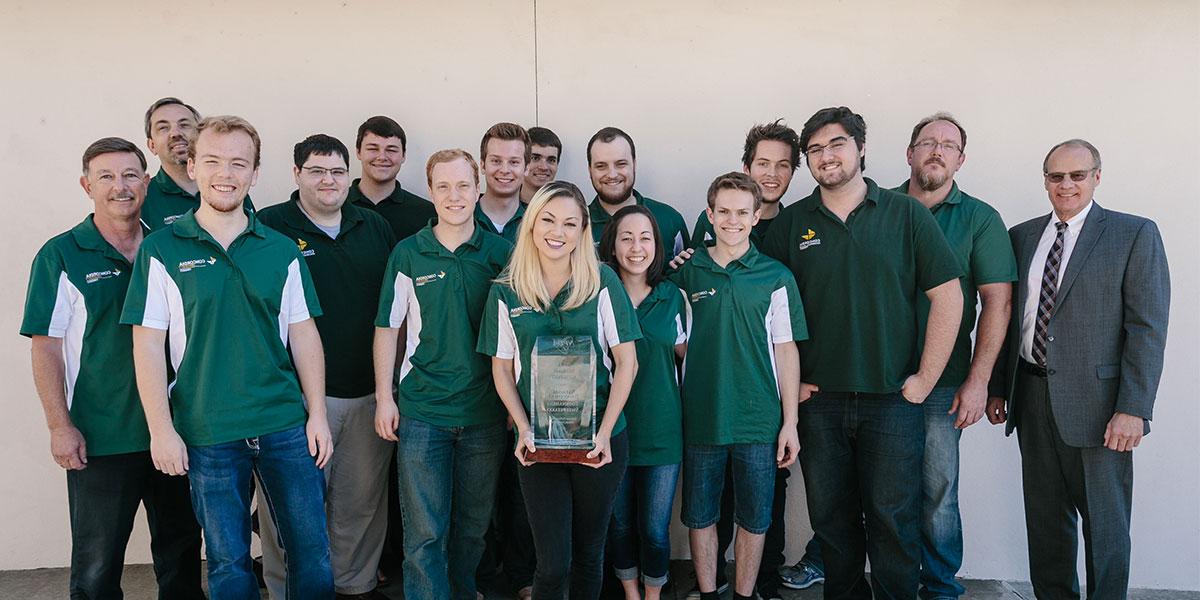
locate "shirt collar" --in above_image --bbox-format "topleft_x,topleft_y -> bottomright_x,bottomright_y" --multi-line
152,168 -> 194,198
349,178 -> 411,207
415,220 -> 486,255
171,205 -> 265,240
894,179 -> 962,208
692,243 -> 760,271
280,191 -> 364,235
1051,199 -> 1094,231
801,177 -> 881,212
589,189 -> 646,223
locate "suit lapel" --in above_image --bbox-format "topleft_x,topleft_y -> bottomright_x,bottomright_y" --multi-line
1017,215 -> 1051,310
1054,203 -> 1106,307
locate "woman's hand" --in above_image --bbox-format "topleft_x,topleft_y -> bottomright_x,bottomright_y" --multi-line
514,427 -> 537,466
585,430 -> 613,468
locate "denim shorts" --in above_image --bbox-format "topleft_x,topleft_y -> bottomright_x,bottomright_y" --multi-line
681,443 -> 776,534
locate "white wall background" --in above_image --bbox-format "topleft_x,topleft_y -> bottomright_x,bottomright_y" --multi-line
1,0 -> 1196,591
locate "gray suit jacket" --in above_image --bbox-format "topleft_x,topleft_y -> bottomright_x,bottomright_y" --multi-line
989,203 -> 1170,447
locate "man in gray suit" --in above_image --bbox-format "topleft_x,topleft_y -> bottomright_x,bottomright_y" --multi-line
987,139 -> 1170,600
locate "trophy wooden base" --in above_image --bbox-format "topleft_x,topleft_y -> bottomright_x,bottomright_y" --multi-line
528,447 -> 601,465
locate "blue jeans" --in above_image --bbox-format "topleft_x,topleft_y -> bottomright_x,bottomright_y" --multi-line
798,392 -> 924,600
187,425 -> 333,600
682,443 -> 776,534
397,416 -> 507,600
920,387 -> 965,599
608,463 -> 680,587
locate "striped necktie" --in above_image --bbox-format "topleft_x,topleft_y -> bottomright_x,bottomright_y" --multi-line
1032,221 -> 1068,366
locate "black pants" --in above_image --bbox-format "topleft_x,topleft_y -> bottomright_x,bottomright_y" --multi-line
715,463 -> 789,590
1016,368 -> 1133,600
66,451 -> 203,600
518,433 -> 629,600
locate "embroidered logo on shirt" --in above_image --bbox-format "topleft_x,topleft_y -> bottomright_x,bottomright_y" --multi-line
84,268 -> 122,284
690,288 -> 717,303
798,228 -> 821,250
163,213 -> 185,226
178,256 -> 217,272
509,305 -> 536,318
415,271 -> 447,287
297,238 -> 315,257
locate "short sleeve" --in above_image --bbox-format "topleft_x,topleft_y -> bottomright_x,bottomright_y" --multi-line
689,211 -> 710,248
282,256 -> 323,323
375,247 -> 412,328
20,245 -> 71,338
597,267 -> 642,347
912,204 -> 964,291
970,208 -> 1019,285
768,272 -> 808,343
674,286 -> 690,345
120,245 -> 170,329
477,283 -> 516,359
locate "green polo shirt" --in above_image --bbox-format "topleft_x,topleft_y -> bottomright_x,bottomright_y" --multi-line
761,178 -> 962,394
890,181 -> 1017,387
257,193 -> 396,398
671,245 -> 807,445
589,190 -> 690,257
20,216 -> 150,456
624,279 -> 688,465
142,168 -> 254,231
477,264 -> 642,437
348,178 -> 437,242
474,199 -> 526,243
689,207 -> 782,248
376,223 -> 512,427
120,210 -> 323,447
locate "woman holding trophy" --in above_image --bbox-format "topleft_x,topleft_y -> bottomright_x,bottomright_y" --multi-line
478,181 -> 641,600
597,205 -> 688,600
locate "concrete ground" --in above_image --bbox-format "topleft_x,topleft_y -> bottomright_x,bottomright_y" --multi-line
1,562 -> 1195,599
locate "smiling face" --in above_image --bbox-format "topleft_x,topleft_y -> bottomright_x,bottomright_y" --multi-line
804,123 -> 864,191
906,119 -> 965,192
294,152 -> 350,216
707,187 -> 760,249
613,212 -> 657,279
357,132 -> 405,185
429,157 -> 479,227
745,139 -> 795,204
525,144 -> 560,191
589,137 -> 636,205
532,193 -> 585,262
483,138 -> 527,197
1043,144 -> 1100,220
187,128 -> 259,213
81,152 -> 148,222
146,103 -> 197,167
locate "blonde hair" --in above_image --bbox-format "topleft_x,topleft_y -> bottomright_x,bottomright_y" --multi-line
188,115 -> 262,167
425,149 -> 479,187
498,181 -> 600,312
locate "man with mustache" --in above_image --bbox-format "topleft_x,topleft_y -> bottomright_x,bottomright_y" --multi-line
140,97 -> 254,230
761,106 -> 963,599
893,113 -> 1017,599
521,126 -> 562,204
587,127 -> 689,257
21,137 -> 203,599
349,115 -> 437,243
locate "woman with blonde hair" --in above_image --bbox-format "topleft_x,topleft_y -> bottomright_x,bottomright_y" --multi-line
477,180 -> 640,600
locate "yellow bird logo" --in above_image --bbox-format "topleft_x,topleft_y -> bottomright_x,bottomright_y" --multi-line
801,229 -> 816,241
297,238 -> 308,251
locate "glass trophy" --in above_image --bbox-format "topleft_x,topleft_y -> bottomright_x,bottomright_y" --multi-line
529,335 -> 598,464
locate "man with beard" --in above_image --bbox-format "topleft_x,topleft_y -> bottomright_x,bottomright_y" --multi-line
21,137 -> 203,599
761,106 -> 963,599
123,115 -> 335,599
349,116 -> 437,243
586,127 -> 689,257
521,126 -> 561,204
892,113 -> 1016,600
475,122 -> 530,242
140,97 -> 254,230
257,134 -> 397,599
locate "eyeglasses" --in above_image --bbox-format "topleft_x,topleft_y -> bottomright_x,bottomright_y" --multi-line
805,136 -> 852,158
911,139 -> 962,154
1044,169 -> 1096,184
301,166 -> 349,179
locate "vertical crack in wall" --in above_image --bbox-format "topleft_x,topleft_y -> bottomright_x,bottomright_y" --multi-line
533,0 -> 540,125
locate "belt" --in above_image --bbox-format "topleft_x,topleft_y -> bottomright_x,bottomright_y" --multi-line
1019,359 -> 1047,378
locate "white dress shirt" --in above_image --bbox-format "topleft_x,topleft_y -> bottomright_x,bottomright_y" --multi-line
1020,200 -> 1095,362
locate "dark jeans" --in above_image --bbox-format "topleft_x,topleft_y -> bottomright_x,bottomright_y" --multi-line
798,392 -> 925,600
481,451 -> 538,592
715,463 -> 791,590
518,432 -> 629,600
188,425 -> 333,599
608,462 -> 680,587
66,451 -> 203,600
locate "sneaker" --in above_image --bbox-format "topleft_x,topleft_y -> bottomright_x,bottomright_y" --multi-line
685,580 -> 731,599
779,561 -> 824,590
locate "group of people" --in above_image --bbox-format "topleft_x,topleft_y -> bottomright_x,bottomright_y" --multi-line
21,96 -> 1170,600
